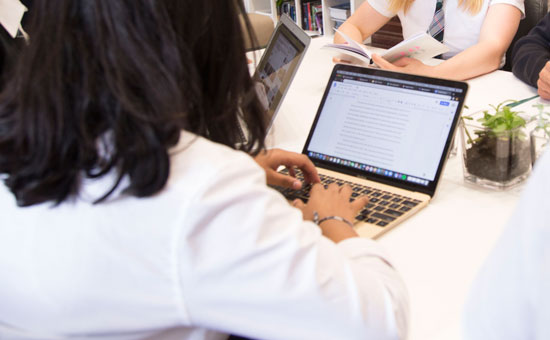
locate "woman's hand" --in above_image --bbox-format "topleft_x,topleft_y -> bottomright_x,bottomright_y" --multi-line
371,4 -> 521,81
372,54 -> 435,77
332,56 -> 353,64
254,149 -> 321,189
538,61 -> 550,99
293,183 -> 369,242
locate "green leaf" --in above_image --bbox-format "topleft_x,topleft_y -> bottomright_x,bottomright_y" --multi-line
473,100 -> 527,141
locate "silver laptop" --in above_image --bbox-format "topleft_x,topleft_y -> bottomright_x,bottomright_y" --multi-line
276,64 -> 468,238
241,14 -> 310,141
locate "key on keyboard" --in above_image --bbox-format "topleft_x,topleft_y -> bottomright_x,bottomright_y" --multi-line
270,169 -> 421,227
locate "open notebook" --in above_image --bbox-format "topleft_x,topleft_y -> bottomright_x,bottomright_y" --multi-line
273,64 -> 468,238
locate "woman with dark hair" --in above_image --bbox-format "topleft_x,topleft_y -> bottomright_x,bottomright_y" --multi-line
0,0 -> 408,339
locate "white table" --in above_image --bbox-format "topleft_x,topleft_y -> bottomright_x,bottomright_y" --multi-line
261,36 -> 541,340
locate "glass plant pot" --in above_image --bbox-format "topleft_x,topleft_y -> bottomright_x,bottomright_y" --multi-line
461,116 -> 531,190
449,138 -> 458,157
530,128 -> 550,167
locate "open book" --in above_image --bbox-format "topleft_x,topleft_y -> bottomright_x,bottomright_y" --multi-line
323,29 -> 450,65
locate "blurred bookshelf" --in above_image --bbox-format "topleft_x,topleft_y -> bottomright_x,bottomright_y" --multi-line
244,0 -> 382,38
244,0 -> 403,46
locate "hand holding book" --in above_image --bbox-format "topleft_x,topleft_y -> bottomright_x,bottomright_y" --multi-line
323,29 -> 450,66
371,53 -> 437,77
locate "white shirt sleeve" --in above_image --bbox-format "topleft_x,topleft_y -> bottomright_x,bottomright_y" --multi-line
490,0 -> 525,18
463,150 -> 550,340
367,0 -> 395,18
175,150 -> 409,340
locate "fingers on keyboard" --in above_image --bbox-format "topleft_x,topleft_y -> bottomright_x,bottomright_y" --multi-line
271,172 -> 421,227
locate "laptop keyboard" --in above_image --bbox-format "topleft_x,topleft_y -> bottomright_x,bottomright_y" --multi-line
271,169 -> 421,227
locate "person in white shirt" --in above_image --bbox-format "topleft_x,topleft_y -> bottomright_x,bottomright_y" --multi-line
335,0 -> 524,80
462,151 -> 550,339
0,0 -> 409,339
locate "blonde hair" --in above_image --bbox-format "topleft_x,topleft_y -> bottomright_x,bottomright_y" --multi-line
389,0 -> 483,15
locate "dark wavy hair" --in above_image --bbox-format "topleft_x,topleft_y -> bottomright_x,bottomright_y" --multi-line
0,0 -> 266,206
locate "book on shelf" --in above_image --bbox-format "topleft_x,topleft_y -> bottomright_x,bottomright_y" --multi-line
312,3 -> 322,34
315,11 -> 323,34
302,0 -> 322,31
301,0 -> 322,33
329,3 -> 350,21
307,2 -> 312,30
279,1 -> 296,22
323,29 -> 450,65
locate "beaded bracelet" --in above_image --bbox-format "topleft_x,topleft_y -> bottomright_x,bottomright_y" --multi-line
312,211 -> 354,228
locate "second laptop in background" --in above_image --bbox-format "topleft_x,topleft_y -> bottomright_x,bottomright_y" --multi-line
241,14 -> 310,142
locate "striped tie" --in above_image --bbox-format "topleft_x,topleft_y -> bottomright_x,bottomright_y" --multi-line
427,0 -> 444,42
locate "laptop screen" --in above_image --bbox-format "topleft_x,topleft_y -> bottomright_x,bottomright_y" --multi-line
303,64 -> 468,196
253,15 -> 310,128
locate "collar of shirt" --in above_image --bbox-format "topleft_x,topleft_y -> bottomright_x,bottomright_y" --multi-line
0,0 -> 27,38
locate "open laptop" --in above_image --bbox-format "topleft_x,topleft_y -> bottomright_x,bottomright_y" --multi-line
274,63 -> 468,238
241,14 -> 310,141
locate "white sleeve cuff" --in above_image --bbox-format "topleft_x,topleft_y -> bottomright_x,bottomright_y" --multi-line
367,0 -> 396,18
490,0 -> 525,19
336,236 -> 395,267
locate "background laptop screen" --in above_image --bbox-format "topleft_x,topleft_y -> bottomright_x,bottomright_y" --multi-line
304,67 -> 466,189
254,15 -> 308,127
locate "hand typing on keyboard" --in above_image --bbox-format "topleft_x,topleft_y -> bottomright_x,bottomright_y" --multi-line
272,171 -> 419,229
254,149 -> 321,189
292,183 -> 369,243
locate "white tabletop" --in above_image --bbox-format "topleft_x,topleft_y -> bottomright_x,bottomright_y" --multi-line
258,36 -> 542,340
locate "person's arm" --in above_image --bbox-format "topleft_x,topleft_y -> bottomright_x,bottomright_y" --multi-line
373,3 -> 522,80
292,183 -> 368,242
512,13 -> 550,98
254,149 -> 363,241
181,150 -> 408,339
254,148 -> 321,189
334,1 -> 391,45
535,62 -> 550,98
463,149 -> 550,339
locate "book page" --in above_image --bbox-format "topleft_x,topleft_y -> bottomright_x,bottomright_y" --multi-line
321,44 -> 371,65
333,28 -> 372,59
382,32 -> 449,63
322,30 -> 449,66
